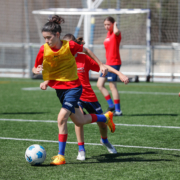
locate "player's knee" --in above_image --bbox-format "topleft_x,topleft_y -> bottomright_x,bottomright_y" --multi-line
57,116 -> 67,126
109,83 -> 116,91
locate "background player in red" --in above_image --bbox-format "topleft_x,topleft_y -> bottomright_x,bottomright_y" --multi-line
62,34 -> 129,160
32,15 -> 115,165
97,16 -> 123,116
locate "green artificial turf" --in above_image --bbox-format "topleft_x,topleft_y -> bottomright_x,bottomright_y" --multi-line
0,78 -> 180,180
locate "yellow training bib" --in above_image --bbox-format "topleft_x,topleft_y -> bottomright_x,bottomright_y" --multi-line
42,40 -> 78,81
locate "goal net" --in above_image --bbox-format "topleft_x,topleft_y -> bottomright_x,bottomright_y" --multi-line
32,8 -> 151,80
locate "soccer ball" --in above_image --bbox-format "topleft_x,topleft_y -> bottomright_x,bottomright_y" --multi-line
25,144 -> 46,165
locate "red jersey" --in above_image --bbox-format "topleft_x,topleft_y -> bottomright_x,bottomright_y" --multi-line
34,40 -> 83,89
104,31 -> 121,66
75,53 -> 100,102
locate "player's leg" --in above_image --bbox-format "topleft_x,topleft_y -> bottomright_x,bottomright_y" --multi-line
70,107 -> 115,133
97,122 -> 117,154
51,86 -> 82,165
71,106 -> 115,160
70,108 -> 108,125
74,100 -> 113,161
97,76 -> 115,112
109,82 -> 122,116
75,125 -> 86,161
74,100 -> 102,161
74,105 -> 86,161
95,102 -> 117,154
50,107 -> 70,165
51,85 -> 115,165
84,101 -> 117,154
107,65 -> 122,116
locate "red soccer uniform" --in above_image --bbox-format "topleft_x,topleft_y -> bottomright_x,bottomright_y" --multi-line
75,53 -> 100,102
104,31 -> 121,66
34,40 -> 83,89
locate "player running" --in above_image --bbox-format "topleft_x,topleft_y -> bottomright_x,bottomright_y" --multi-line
62,34 -> 129,160
40,33 -> 129,161
32,15 -> 115,165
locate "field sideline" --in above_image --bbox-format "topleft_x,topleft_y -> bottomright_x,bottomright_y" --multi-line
0,78 -> 180,180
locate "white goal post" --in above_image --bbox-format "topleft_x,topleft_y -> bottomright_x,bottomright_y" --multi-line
32,8 -> 151,79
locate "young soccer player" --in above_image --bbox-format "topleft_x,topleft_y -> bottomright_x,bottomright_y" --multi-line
62,34 -> 129,160
97,16 -> 123,116
32,15 -> 116,165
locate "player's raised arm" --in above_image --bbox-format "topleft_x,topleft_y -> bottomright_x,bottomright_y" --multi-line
82,47 -> 108,77
113,22 -> 120,36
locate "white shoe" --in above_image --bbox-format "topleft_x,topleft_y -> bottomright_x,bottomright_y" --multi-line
100,139 -> 117,154
113,111 -> 123,116
77,151 -> 86,161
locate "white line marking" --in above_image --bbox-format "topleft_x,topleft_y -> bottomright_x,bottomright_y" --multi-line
90,82 -> 180,87
0,118 -> 57,123
115,123 -> 180,129
22,87 -> 54,91
0,118 -> 180,129
95,90 -> 178,96
21,87 -> 178,96
1,137 -> 180,152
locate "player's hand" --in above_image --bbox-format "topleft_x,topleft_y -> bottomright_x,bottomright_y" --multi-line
119,74 -> 129,84
113,22 -> 120,35
114,22 -> 117,27
100,64 -> 108,77
40,81 -> 48,90
36,65 -> 43,74
33,65 -> 43,74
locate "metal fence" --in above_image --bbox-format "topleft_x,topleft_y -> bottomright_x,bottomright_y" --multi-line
0,0 -> 180,82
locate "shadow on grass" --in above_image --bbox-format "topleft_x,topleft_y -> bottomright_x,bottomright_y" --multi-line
67,152 -> 172,164
122,114 -> 178,117
31,164 -> 52,167
29,152 -> 172,167
167,154 -> 180,158
88,152 -> 172,163
1,112 -> 48,115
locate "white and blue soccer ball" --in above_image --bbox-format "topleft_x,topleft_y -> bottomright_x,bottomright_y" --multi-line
25,144 -> 46,165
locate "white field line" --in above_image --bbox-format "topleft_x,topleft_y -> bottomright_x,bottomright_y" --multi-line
21,87 -> 178,96
22,87 -> 54,91
90,82 -> 180,87
0,118 -> 180,129
0,137 -> 180,152
94,90 -> 178,96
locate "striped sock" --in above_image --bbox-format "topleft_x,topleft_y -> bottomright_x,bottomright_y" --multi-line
78,142 -> 85,152
105,95 -> 114,108
58,134 -> 68,155
90,114 -> 107,123
101,136 -> 109,144
114,99 -> 121,112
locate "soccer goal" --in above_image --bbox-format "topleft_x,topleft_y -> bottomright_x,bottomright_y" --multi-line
32,8 -> 151,80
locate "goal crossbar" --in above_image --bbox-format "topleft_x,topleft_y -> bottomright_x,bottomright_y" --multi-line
32,8 -> 151,77
32,8 -> 150,15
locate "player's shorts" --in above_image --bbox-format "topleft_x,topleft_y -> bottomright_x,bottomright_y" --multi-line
56,85 -> 82,114
100,65 -> 121,82
78,100 -> 103,114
